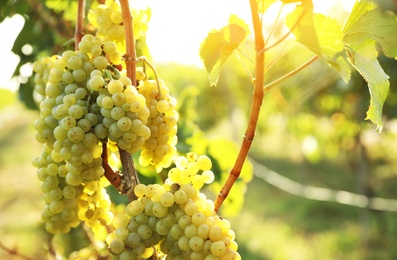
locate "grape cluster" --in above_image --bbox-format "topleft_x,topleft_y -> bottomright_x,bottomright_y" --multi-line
106,153 -> 240,259
32,34 -> 128,233
88,0 -> 150,51
95,76 -> 151,154
138,76 -> 179,172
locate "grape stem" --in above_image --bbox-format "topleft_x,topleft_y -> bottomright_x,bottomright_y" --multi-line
214,0 -> 265,212
119,148 -> 139,201
74,0 -> 85,50
137,56 -> 162,100
102,141 -> 122,190
118,0 -> 140,201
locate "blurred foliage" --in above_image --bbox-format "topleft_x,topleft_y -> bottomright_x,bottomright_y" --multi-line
2,0 -> 397,259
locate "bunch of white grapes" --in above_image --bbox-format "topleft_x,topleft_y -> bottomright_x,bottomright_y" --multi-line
32,34 -> 129,234
32,31 -> 180,235
137,76 -> 179,173
106,153 -> 241,260
88,0 -> 150,52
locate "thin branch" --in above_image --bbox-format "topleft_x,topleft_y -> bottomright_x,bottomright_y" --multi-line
214,0 -> 265,212
118,0 -> 140,201
102,141 -> 122,190
264,42 -> 295,70
75,0 -> 86,50
120,0 -> 137,84
252,158 -> 397,212
263,55 -> 318,93
119,148 -> 139,201
260,4 -> 308,54
236,48 -> 255,64
0,243 -> 35,260
234,52 -> 255,85
137,56 -> 162,99
264,3 -> 284,46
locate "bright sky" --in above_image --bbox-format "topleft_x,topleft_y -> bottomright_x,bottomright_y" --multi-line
0,0 -> 355,91
0,14 -> 24,91
144,0 -> 355,66
144,0 -> 251,66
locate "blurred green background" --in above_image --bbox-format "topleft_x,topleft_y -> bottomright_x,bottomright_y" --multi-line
2,0 -> 397,259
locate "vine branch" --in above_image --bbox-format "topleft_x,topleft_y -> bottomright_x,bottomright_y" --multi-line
214,0 -> 265,212
119,0 -> 140,201
120,0 -> 137,84
102,141 -> 122,189
260,4 -> 307,54
75,0 -> 85,50
0,243 -> 35,260
263,55 -> 318,93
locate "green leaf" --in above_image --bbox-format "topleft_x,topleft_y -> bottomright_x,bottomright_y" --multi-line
285,1 -> 319,54
342,0 -> 397,130
344,7 -> 397,59
256,0 -> 278,13
286,3 -> 351,82
343,0 -> 377,33
345,42 -> 389,131
199,15 -> 249,87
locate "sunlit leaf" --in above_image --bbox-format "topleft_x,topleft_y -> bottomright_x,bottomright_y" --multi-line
200,15 -> 249,87
343,0 -> 377,33
312,14 -> 350,82
344,7 -> 397,59
286,3 -> 351,82
256,0 -> 278,13
285,1 -> 319,54
342,0 -> 397,130
345,42 -> 389,131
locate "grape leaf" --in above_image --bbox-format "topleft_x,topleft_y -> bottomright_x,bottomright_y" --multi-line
342,0 -> 397,130
343,0 -> 377,34
285,1 -> 319,54
345,42 -> 389,132
286,4 -> 351,82
199,15 -> 249,87
256,0 -> 278,13
344,7 -> 397,59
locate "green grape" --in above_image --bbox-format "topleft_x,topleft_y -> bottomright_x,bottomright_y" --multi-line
107,80 -> 123,95
67,56 -> 83,70
189,235 -> 204,252
109,238 -> 125,254
210,241 -> 227,257
91,45 -> 103,57
93,56 -> 108,70
72,69 -> 86,82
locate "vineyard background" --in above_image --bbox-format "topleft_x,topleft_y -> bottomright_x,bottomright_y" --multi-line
2,0 -> 397,259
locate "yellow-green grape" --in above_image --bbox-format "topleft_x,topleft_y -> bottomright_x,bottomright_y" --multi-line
138,79 -> 179,172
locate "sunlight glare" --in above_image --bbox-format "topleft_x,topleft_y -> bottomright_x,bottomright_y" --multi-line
145,0 -> 251,67
0,14 -> 25,92
145,0 -> 356,67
